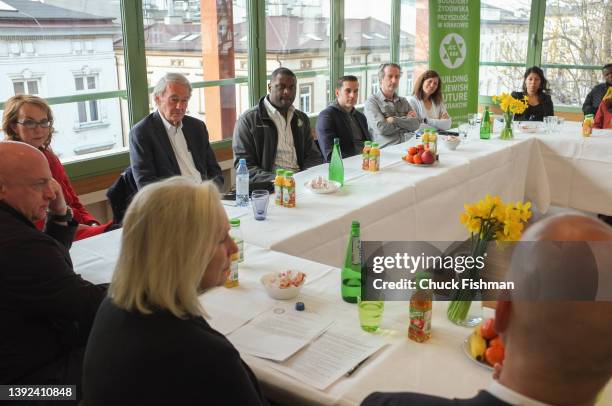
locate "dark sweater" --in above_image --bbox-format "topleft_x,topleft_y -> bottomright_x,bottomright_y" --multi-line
0,202 -> 106,384
316,101 -> 371,162
511,91 -> 554,121
82,298 -> 268,406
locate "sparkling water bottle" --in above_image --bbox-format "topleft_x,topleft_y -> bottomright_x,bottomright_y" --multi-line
236,159 -> 249,207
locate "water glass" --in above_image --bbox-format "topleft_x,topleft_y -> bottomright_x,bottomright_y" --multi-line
544,116 -> 557,134
458,123 -> 469,141
467,113 -> 479,126
358,299 -> 384,332
251,190 -> 269,221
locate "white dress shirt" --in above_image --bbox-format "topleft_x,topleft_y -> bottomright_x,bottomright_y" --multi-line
159,112 -> 202,183
263,97 -> 299,172
487,380 -> 553,406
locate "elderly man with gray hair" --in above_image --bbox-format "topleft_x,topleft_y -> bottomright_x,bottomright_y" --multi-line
364,63 -> 420,148
129,73 -> 223,189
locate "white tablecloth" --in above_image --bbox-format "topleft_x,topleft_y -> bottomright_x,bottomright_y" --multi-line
70,230 -> 612,406
533,122 -> 612,215
236,135 -> 550,267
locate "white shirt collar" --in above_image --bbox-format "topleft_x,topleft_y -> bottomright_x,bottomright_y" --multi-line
263,96 -> 295,120
158,110 -> 183,132
487,381 -> 553,406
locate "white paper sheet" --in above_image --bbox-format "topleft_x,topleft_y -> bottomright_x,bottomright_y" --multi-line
269,323 -> 387,390
229,304 -> 334,362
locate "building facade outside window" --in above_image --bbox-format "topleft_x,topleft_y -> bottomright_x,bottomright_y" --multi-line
299,83 -> 313,113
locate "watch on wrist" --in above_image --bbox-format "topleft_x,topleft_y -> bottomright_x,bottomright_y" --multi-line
48,207 -> 73,223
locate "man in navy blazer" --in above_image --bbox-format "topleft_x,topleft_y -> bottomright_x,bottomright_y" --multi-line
129,73 -> 223,190
316,75 -> 371,162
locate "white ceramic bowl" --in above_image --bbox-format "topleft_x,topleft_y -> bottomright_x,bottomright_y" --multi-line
261,272 -> 304,300
517,121 -> 541,133
442,136 -> 461,151
304,179 -> 341,194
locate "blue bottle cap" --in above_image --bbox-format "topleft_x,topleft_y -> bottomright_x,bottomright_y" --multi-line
295,302 -> 305,311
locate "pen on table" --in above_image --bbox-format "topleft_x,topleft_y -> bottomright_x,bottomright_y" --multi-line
346,356 -> 370,377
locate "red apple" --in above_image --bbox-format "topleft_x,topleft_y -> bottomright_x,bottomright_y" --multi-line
421,150 -> 435,164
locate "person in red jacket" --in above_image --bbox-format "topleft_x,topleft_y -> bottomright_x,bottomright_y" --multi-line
594,89 -> 612,129
2,94 -> 113,240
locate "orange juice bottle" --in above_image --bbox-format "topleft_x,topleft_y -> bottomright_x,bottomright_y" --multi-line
362,141 -> 372,170
225,252 -> 239,288
274,169 -> 285,206
283,171 -> 296,208
408,272 -> 432,343
368,143 -> 380,172
582,114 -> 594,137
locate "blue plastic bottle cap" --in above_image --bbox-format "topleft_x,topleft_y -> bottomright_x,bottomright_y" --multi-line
295,302 -> 305,311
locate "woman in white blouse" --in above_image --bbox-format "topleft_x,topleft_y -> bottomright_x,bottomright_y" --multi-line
408,70 -> 452,130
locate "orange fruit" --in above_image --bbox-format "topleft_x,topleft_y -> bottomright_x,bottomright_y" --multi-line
413,154 -> 422,165
485,345 -> 505,367
408,147 -> 418,156
406,154 -> 414,163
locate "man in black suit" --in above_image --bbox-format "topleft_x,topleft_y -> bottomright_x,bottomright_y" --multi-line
129,73 -> 223,190
316,75 -> 371,162
0,141 -> 106,392
363,214 -> 612,406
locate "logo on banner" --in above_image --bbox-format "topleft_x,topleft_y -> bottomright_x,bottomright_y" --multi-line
439,33 -> 466,69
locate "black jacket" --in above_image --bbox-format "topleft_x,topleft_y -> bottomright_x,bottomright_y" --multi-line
232,96 -> 323,183
583,83 -> 611,116
82,298 -> 268,405
362,390 -> 511,406
0,202 -> 106,383
316,102 -> 371,162
129,111 -> 223,190
511,91 -> 554,122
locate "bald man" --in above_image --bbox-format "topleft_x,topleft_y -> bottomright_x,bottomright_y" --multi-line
0,141 -> 106,392
363,214 -> 612,406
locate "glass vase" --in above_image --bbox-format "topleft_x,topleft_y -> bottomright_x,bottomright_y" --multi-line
500,111 -> 514,140
447,242 -> 486,327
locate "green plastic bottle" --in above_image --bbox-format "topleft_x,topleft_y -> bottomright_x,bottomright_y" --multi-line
341,221 -> 361,303
480,106 -> 491,139
329,138 -> 344,185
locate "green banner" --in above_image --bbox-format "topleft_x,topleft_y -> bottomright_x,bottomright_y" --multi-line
429,0 -> 480,124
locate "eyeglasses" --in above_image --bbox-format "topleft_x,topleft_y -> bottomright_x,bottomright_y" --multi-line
16,119 -> 52,129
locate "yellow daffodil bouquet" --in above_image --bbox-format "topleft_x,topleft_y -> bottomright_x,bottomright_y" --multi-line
448,195 -> 532,325
491,93 -> 529,140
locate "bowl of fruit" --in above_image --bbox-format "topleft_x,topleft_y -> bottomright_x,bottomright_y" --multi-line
464,317 -> 505,370
403,145 -> 437,166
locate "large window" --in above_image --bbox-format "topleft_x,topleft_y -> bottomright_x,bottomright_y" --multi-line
399,0 -> 429,98
125,0 -> 248,142
265,0 -> 330,114
345,0 -> 392,101
479,1 -> 532,96
541,0 -> 610,107
0,1 -> 125,161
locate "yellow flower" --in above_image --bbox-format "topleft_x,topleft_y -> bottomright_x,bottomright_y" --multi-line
460,195 -> 532,242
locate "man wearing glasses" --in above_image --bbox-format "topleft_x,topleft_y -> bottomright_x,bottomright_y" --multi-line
129,73 -> 223,190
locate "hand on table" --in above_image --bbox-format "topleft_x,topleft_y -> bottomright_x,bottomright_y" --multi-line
441,112 -> 450,119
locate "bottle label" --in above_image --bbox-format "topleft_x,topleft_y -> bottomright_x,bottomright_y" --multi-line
233,238 -> 244,262
274,184 -> 283,205
409,309 -> 431,335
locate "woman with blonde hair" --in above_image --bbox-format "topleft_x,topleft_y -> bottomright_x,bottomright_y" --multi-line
2,94 -> 112,240
82,177 -> 267,405
408,70 -> 452,130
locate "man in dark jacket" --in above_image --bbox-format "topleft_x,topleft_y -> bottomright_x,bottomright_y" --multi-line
129,73 -> 223,190
232,67 -> 322,183
583,63 -> 612,116
0,141 -> 106,389
316,75 -> 371,162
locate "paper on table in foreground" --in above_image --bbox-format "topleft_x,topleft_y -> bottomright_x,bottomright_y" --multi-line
199,287 -> 272,335
269,323 -> 387,390
229,304 -> 334,362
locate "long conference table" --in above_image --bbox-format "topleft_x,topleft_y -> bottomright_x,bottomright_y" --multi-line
71,122 -> 612,405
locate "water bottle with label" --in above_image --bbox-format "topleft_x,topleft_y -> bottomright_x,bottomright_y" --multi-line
236,158 -> 249,207
341,221 -> 362,303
